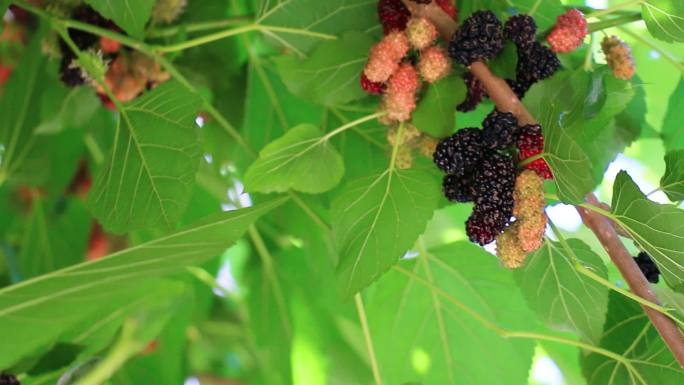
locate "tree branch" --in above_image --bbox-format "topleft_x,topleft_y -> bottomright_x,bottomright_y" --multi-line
406,1 -> 684,367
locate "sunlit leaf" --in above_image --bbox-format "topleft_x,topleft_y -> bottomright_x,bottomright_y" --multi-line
660,149 -> 684,202
332,168 -> 440,295
367,242 -> 535,385
662,76 -> 684,151
612,171 -> 684,291
514,239 -> 609,343
244,124 -> 345,194
88,81 -> 202,234
642,0 -> 684,43
413,73 -> 464,138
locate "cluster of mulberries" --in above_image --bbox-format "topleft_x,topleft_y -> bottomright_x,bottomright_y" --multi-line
601,35 -> 635,80
0,374 -> 19,385
547,9 -> 588,53
454,12 -> 560,109
54,5 -> 171,107
362,2 -> 455,125
434,108 -> 552,245
634,252 -> 660,284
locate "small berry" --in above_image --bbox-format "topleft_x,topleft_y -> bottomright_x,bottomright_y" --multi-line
59,54 -> 87,87
378,0 -> 411,34
419,136 -> 439,157
435,0 -> 458,20
513,170 -> 546,253
407,17 -> 438,50
634,252 -> 660,284
517,42 -> 561,84
364,31 -> 410,83
601,35 -> 635,80
360,73 -> 386,94
433,127 -> 483,176
0,374 -> 20,385
518,213 -> 546,252
467,208 -> 512,246
448,10 -> 504,66
443,174 -> 473,202
517,124 -> 553,179
481,109 -> 520,150
152,0 -> 187,24
496,223 -> 527,268
384,64 -> 420,122
504,14 -> 537,48
457,72 -> 487,112
99,37 -> 121,54
547,9 -> 587,53
418,46 -> 451,83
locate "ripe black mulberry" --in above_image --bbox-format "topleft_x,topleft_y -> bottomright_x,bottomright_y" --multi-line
448,10 -> 504,66
481,109 -> 520,150
457,72 -> 487,112
0,374 -> 19,385
634,252 -> 660,284
433,127 -> 483,176
516,41 -> 561,84
504,14 -> 537,48
443,174 -> 473,202
378,0 -> 411,34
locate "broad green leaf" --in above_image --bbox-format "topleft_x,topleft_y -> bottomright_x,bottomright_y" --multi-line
412,73 -> 464,138
0,199 -> 285,369
35,87 -> 99,135
653,286 -> 684,319
0,30 -> 47,185
332,168 -> 440,295
660,149 -> 684,202
662,76 -> 684,151
19,199 -> 90,279
88,81 -> 202,234
256,0 -> 378,56
537,68 -> 634,203
367,242 -> 534,385
83,0 -> 155,39
614,75 -> 649,146
514,239 -> 609,343
274,31 -> 373,106
244,124 -> 345,194
612,171 -> 684,291
642,0 -> 684,43
582,292 -> 684,384
510,0 -> 565,31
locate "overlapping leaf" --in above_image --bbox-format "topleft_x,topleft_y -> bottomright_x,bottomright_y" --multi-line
662,76 -> 684,151
256,0 -> 378,56
332,168 -> 440,295
88,81 -> 202,234
514,239 -> 609,343
0,199 -> 284,369
412,73 -> 465,138
660,149 -> 684,202
612,171 -> 684,291
367,242 -> 535,385
84,0 -> 156,38
244,124 -> 345,194
582,292 -> 684,384
275,31 -> 373,106
642,0 -> 684,43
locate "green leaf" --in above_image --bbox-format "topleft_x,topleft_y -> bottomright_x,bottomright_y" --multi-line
19,199 -> 91,279
582,292 -> 684,384
367,242 -> 534,385
662,76 -> 684,151
514,239 -> 609,343
510,0 -> 565,31
0,30 -> 47,185
612,171 -> 684,290
642,0 -> 684,43
274,31 -> 373,106
83,0 -> 155,39
412,73 -> 464,138
243,124 -> 345,194
660,149 -> 684,202
0,199 -> 285,369
614,75 -> 650,146
88,81 -> 202,234
35,87 -> 100,135
537,68 -> 634,203
332,168 -> 440,295
257,0 -> 378,56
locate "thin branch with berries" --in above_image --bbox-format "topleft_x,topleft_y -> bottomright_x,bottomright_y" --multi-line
403,0 -> 684,368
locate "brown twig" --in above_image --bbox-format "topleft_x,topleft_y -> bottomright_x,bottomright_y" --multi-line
406,0 -> 684,367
